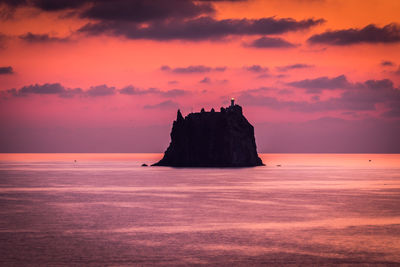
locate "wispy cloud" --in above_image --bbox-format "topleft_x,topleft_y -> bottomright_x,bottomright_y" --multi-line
161,65 -> 226,74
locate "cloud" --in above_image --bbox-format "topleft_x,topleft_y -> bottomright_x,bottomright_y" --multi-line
161,65 -> 226,74
199,77 -> 211,83
80,0 -> 214,22
287,75 -> 351,93
308,23 -> 400,45
34,0 -> 89,11
0,0 -> 27,7
3,1 -> 323,41
288,75 -> 396,93
198,0 -> 246,1
79,16 -> 324,41
244,65 -> 269,73
240,77 -> 400,116
288,74 -> 399,95
276,63 -> 313,72
0,66 -> 13,74
160,65 -> 171,71
0,0 -> 87,11
1,0 -> 244,12
2,0 -> 323,42
19,32 -> 69,43
246,36 -> 296,48
0,0 -> 244,22
214,67 -> 226,72
173,65 -> 212,73
144,100 -> 179,109
240,91 -> 367,112
362,79 -> 394,90
381,60 -> 395,67
338,79 -> 400,115
8,83 -> 114,98
86,84 -> 116,96
119,86 -> 187,97
18,83 -> 66,94
119,85 -> 156,95
6,83 -> 83,98
4,83 -> 187,99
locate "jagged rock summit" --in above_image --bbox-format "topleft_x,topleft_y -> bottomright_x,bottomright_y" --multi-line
153,99 -> 264,167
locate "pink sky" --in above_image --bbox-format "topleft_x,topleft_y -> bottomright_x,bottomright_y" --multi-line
0,0 -> 400,152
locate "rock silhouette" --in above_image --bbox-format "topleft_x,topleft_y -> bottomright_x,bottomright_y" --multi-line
153,102 -> 263,167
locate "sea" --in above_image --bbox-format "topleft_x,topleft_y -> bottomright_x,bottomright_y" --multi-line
0,153 -> 400,266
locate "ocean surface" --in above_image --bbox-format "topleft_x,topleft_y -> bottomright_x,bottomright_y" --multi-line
0,153 -> 400,266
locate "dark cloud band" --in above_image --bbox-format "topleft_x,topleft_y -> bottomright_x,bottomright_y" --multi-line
308,23 -> 400,45
79,17 -> 324,41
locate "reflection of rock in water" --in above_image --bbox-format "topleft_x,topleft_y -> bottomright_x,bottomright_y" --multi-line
153,102 -> 264,167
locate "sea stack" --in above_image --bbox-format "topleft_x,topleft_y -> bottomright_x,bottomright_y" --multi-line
153,100 -> 264,167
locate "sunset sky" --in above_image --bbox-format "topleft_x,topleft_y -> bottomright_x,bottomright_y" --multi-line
1,0 -> 399,153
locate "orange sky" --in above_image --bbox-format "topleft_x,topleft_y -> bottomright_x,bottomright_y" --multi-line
0,0 -> 399,152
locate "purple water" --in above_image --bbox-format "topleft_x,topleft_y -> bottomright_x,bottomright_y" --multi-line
1,153 -> 400,266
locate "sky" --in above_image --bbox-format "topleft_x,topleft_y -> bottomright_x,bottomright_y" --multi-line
0,0 -> 399,153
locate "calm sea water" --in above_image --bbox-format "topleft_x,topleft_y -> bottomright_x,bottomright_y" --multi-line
0,153 -> 400,266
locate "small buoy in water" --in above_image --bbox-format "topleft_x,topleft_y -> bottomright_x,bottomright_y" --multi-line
369,160 -> 372,162
276,164 -> 281,167
74,160 -> 77,163
141,163 -> 148,167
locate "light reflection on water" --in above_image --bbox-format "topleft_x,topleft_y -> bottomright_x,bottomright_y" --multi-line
0,153 -> 400,266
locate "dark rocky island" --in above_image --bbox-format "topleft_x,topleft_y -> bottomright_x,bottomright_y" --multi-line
153,99 -> 264,167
